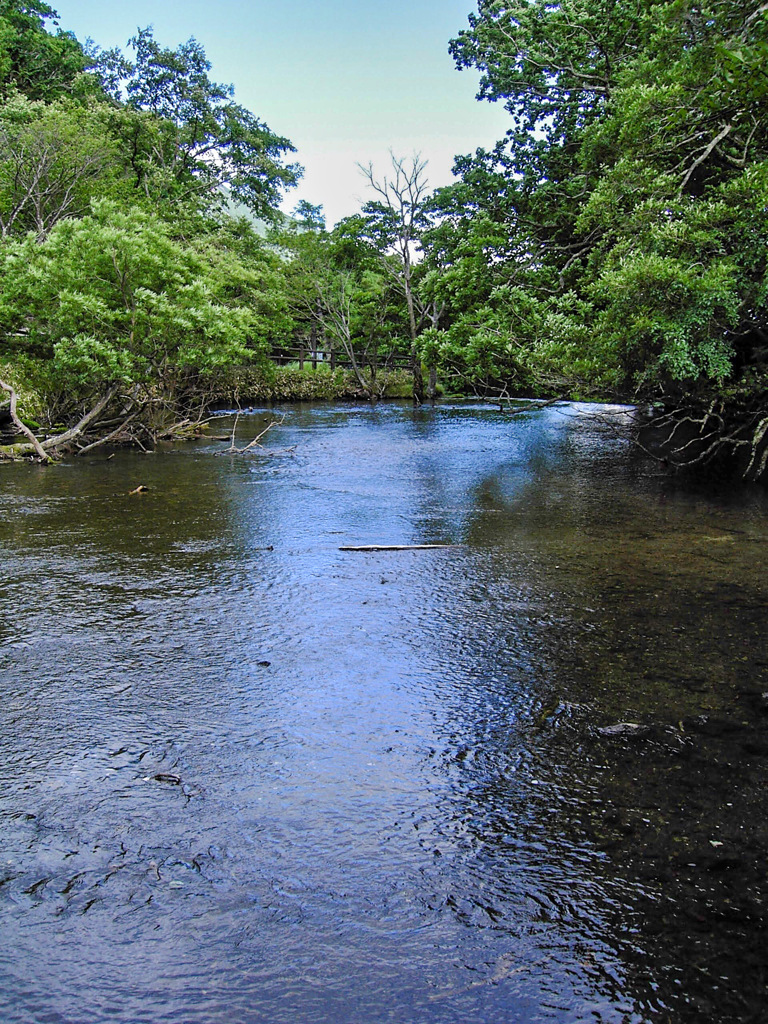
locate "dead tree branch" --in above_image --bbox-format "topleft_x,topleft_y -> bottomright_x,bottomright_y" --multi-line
217,415 -> 287,455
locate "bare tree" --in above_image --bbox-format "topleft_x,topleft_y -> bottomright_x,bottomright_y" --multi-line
359,153 -> 431,404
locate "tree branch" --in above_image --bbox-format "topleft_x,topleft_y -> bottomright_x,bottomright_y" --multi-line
0,377 -> 50,461
680,124 -> 732,191
41,386 -> 119,452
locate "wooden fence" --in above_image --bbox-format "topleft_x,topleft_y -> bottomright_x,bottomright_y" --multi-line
270,346 -> 412,372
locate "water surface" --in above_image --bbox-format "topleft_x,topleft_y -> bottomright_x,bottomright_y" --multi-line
1,401 -> 766,1023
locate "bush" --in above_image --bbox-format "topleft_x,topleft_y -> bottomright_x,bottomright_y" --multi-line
209,364 -> 413,403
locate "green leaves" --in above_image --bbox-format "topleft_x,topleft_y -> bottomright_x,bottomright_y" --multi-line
591,253 -> 740,383
0,200 -> 274,388
425,0 -> 768,400
102,27 -> 302,220
0,92 -> 121,239
0,9 -> 306,437
273,211 -> 405,382
0,1 -> 87,102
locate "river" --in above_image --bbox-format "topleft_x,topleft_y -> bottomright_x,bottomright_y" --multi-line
1,400 -> 766,1023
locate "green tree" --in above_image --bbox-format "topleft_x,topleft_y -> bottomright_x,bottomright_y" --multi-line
274,211 -> 402,398
0,199 -> 279,449
576,0 -> 768,392
0,4 -> 302,457
429,1 -> 768,402
0,92 -> 120,239
0,1 -> 86,101
95,27 -> 302,219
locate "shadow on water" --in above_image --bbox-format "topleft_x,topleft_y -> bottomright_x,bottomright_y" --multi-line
0,401 -> 766,1023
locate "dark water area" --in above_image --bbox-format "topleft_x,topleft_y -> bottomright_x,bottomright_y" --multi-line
1,400 -> 766,1024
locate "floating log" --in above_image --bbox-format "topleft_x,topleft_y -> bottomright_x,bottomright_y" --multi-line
339,544 -> 455,551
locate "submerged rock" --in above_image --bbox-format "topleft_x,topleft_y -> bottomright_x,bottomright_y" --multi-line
153,773 -> 181,785
596,722 -> 651,739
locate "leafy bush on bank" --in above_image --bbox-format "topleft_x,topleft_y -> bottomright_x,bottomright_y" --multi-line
210,364 -> 413,403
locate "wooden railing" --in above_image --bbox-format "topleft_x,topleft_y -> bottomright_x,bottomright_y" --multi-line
270,348 -> 412,372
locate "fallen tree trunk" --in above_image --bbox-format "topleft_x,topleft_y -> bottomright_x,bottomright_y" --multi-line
0,382 -> 218,462
44,386 -> 119,452
75,403 -> 143,455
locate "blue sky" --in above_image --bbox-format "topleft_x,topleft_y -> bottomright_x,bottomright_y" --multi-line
53,0 -> 511,226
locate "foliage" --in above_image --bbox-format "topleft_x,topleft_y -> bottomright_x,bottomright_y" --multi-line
0,91 -> 121,238
93,27 -> 301,220
0,11 -> 304,454
0,200 -> 276,396
0,1 -> 86,101
272,211 -> 409,396
422,0 -> 768,420
210,363 -> 413,403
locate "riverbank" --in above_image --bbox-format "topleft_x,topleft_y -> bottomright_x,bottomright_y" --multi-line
0,364 -> 417,460
3,360 -> 766,485
209,364 -> 415,403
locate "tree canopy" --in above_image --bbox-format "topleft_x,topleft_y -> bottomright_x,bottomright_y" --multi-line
430,0 -> 768,400
0,1 -> 86,101
0,6 -> 302,456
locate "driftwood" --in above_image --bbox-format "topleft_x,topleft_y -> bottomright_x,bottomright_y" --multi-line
49,386 -> 119,449
76,405 -> 144,455
0,376 -> 231,462
217,414 -> 292,455
339,544 -> 455,551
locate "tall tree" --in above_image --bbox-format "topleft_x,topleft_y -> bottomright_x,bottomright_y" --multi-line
0,93 -> 118,239
103,27 -> 302,219
0,196 -> 292,454
360,153 -> 432,403
0,6 -> 302,457
425,0 -> 768,472
274,211 -> 401,397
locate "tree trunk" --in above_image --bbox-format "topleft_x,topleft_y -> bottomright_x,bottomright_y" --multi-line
425,301 -> 442,404
411,345 -> 424,405
427,365 -> 437,403
310,322 -> 318,370
403,259 -> 423,405
0,378 -> 50,461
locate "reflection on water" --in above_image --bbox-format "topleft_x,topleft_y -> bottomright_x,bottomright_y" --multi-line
0,401 -> 766,1023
